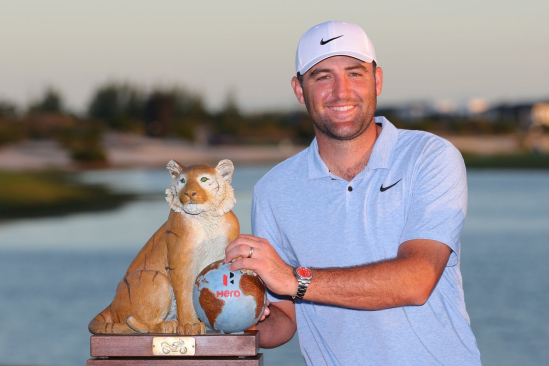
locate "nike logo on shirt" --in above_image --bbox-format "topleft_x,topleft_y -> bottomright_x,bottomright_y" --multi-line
380,179 -> 402,192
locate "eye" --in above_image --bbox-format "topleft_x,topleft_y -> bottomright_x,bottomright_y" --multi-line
180,178 -> 186,184
200,177 -> 209,182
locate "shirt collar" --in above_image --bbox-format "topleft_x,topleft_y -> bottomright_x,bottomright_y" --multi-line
367,116 -> 398,170
307,116 -> 399,180
307,138 -> 331,180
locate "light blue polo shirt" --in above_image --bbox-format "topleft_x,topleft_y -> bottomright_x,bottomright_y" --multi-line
252,117 -> 481,366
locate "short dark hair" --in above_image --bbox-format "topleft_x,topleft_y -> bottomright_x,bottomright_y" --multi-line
296,60 -> 377,86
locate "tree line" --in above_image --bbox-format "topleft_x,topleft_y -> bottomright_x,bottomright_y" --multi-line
0,82 -> 532,164
0,83 -> 315,163
0,83 -> 315,140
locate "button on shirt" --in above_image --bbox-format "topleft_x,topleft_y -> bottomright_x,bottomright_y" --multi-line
252,117 -> 481,366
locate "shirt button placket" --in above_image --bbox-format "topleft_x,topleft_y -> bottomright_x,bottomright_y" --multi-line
345,185 -> 353,210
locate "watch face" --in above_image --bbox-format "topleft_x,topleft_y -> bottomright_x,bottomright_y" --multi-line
297,267 -> 312,278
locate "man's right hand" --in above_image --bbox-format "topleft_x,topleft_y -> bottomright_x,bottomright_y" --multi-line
224,236 -> 298,349
224,234 -> 297,297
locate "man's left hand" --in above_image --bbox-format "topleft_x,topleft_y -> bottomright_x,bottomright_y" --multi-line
225,234 -> 297,297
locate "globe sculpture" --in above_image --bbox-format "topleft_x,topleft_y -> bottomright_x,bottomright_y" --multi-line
193,259 -> 267,334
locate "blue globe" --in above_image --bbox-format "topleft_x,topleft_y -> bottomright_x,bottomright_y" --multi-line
193,260 -> 267,334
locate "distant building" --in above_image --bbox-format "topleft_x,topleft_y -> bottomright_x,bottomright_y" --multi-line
375,98 -> 549,132
532,103 -> 549,127
484,102 -> 542,129
466,98 -> 490,115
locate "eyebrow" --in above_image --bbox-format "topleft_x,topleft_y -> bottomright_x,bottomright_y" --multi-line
308,64 -> 368,78
344,64 -> 368,72
309,68 -> 331,78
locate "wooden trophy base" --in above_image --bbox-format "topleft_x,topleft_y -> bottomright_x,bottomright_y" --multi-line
87,330 -> 263,365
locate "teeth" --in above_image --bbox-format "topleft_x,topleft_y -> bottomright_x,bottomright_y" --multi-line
329,105 -> 354,111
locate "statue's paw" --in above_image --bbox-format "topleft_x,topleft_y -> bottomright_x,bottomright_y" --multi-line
177,322 -> 206,335
159,320 -> 178,334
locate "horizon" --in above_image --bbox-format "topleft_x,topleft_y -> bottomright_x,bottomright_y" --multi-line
3,82 -> 547,117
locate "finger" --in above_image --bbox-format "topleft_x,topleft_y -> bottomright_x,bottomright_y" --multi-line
259,300 -> 270,321
259,307 -> 270,321
224,240 -> 249,262
224,236 -> 246,254
225,235 -> 262,257
239,234 -> 268,243
228,257 -> 258,272
231,234 -> 268,249
225,244 -> 257,263
263,304 -> 271,316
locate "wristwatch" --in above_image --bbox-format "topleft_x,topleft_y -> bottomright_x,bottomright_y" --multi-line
293,267 -> 313,300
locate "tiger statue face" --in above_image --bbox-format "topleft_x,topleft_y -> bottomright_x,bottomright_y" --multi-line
165,159 -> 236,216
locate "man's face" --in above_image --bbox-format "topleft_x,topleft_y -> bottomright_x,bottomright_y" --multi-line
292,56 -> 383,141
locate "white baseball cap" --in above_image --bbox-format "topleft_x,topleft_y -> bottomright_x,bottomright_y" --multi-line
295,21 -> 377,75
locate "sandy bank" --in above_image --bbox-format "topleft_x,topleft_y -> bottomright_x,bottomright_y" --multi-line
1,132 -> 548,171
0,133 -> 306,171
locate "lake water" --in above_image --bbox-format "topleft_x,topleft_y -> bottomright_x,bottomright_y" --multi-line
0,166 -> 548,365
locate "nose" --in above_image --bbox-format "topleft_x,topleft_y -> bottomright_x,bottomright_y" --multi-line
184,190 -> 196,198
333,74 -> 352,99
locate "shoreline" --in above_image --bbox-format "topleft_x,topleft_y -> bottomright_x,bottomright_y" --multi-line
0,133 -> 306,171
1,132 -> 549,171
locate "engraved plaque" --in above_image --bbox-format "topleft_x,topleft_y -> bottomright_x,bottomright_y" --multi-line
151,337 -> 196,356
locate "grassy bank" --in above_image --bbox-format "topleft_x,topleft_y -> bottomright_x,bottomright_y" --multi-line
463,153 -> 549,169
0,152 -> 546,221
0,171 -> 135,221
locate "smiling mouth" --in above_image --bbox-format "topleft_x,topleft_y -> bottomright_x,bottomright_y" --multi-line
327,105 -> 356,112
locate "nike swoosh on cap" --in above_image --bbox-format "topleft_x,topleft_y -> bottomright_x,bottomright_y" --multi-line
320,35 -> 343,45
380,179 -> 402,192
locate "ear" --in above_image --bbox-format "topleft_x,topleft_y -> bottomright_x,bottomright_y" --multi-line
291,77 -> 305,105
167,159 -> 184,178
216,159 -> 234,183
375,66 -> 383,96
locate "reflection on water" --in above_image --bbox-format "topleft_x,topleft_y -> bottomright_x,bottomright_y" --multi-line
0,167 -> 548,365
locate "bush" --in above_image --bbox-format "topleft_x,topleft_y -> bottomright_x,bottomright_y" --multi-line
55,121 -> 108,164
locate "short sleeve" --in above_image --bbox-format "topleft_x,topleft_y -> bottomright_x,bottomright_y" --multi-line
399,144 -> 468,266
252,188 -> 293,302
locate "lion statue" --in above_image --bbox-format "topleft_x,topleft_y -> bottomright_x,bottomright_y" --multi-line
88,159 -> 239,335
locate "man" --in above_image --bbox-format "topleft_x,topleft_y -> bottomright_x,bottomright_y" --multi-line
225,21 -> 481,365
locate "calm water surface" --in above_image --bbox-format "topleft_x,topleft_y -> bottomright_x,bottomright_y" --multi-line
0,166 -> 548,365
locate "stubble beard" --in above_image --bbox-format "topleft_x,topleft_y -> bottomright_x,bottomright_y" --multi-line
304,94 -> 377,141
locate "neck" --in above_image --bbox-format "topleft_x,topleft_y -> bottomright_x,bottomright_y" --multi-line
316,118 -> 381,181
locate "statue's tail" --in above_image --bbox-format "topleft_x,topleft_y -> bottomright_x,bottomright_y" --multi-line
127,316 -> 178,333
88,306 -> 137,334
126,316 -> 150,333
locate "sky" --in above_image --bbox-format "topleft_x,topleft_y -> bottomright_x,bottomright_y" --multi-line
1,0 -> 548,113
